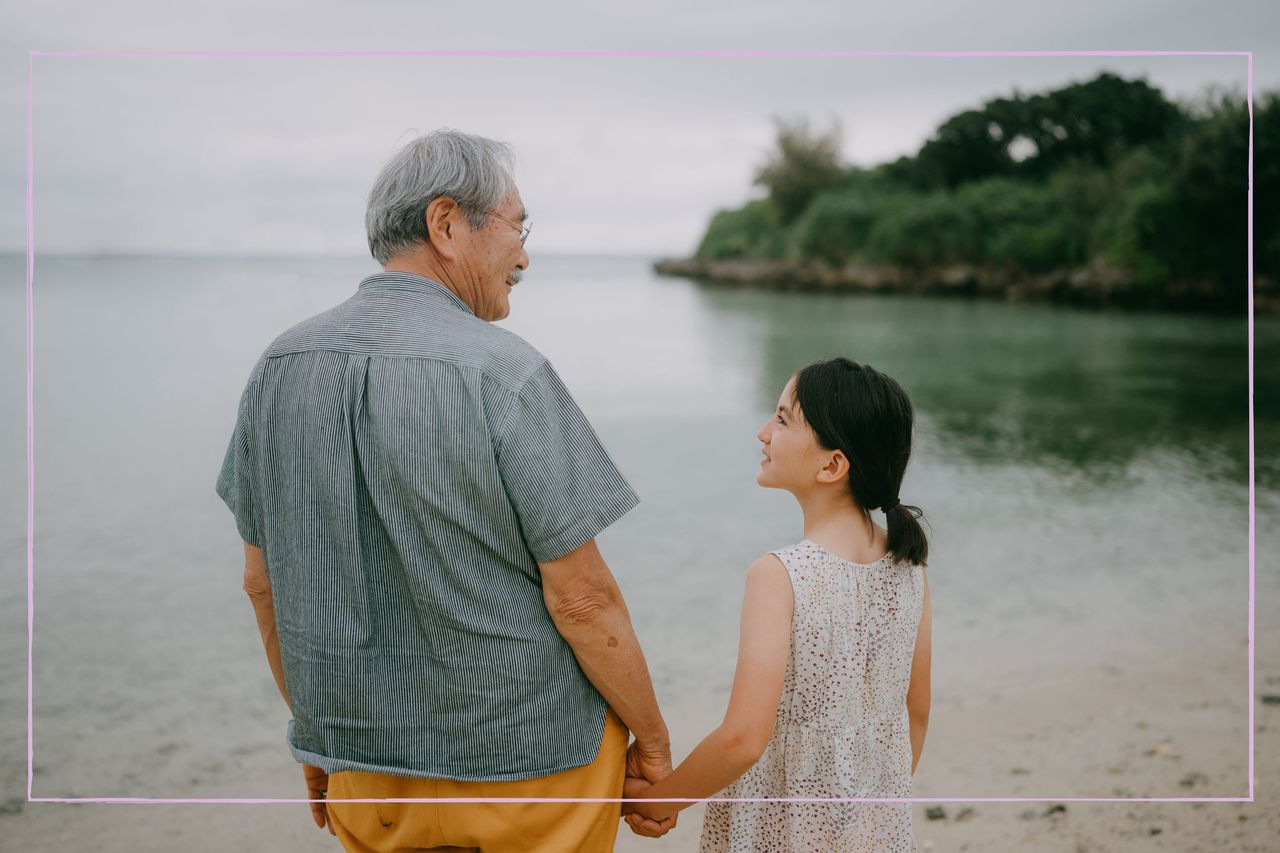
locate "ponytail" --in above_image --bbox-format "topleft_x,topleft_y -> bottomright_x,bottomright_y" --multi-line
884,502 -> 928,566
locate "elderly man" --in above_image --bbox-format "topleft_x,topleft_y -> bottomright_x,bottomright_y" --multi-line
217,130 -> 672,851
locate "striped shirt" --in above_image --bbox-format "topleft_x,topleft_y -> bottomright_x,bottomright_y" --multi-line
216,271 -> 639,781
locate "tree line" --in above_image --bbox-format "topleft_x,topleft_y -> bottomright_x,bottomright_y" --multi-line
693,73 -> 1274,310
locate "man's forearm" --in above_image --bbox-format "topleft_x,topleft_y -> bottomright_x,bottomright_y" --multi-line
553,603 -> 668,751
247,587 -> 291,709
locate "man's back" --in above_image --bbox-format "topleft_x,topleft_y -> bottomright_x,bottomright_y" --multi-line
217,271 -> 638,781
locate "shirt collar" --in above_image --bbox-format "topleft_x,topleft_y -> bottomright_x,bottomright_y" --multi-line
357,271 -> 477,318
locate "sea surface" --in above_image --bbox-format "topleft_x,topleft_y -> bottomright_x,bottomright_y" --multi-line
1,253 -> 1276,806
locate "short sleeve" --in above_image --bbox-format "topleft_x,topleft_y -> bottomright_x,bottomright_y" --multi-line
495,360 -> 639,563
215,371 -> 264,548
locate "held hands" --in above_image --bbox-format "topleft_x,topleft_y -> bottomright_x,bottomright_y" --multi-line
621,740 -> 678,838
302,763 -> 336,836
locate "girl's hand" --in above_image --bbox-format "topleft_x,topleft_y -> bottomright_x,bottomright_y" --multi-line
622,774 -> 651,806
622,776 -> 678,837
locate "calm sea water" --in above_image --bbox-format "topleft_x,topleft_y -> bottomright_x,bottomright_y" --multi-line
1,254 -> 1276,805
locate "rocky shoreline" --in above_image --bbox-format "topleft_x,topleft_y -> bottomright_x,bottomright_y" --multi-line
653,257 -> 1278,314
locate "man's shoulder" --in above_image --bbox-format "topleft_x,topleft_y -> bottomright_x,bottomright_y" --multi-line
259,300 -> 355,359
476,324 -> 552,391
251,298 -> 551,393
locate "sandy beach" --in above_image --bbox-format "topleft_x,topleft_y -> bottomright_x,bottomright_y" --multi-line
1,598 -> 1274,852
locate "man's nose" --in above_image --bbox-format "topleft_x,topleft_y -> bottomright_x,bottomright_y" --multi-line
517,247 -> 530,271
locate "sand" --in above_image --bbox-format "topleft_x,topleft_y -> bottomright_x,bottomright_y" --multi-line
0,614 -> 1272,853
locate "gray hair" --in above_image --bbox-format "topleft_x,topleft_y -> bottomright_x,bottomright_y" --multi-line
365,129 -> 516,265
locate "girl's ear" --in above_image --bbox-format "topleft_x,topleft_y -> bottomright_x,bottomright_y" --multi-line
815,449 -> 850,484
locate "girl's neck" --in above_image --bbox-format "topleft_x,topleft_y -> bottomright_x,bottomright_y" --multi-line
796,489 -> 880,558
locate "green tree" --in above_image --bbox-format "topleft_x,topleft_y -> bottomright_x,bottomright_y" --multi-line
914,108 -> 1015,190
753,118 -> 847,223
790,190 -> 892,265
695,199 -> 783,260
1168,93 -> 1249,292
864,193 -> 978,267
1258,93 -> 1280,281
1015,73 -> 1184,178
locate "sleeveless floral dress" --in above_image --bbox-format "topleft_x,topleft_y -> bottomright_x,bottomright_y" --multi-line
700,540 -> 926,852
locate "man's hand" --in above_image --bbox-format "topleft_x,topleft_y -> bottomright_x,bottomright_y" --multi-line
625,738 -> 672,787
302,764 -> 336,836
622,743 -> 677,837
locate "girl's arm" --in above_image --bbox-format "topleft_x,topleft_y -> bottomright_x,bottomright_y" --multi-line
628,554 -> 794,823
906,568 -> 932,774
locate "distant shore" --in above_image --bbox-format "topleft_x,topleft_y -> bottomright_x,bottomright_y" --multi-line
653,258 -> 1279,314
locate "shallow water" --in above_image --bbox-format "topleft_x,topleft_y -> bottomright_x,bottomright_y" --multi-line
1,253 -> 1275,802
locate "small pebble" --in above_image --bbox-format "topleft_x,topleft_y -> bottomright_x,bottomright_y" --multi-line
955,807 -> 976,822
925,806 -> 947,821
1149,827 -> 1163,836
1261,694 -> 1280,705
1179,772 -> 1208,788
1009,767 -> 1032,776
1044,804 -> 1067,817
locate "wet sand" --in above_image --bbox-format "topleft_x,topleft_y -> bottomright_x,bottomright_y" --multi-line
1,614 -> 1274,852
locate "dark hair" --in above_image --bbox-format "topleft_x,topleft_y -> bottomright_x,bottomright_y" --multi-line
792,357 -> 929,566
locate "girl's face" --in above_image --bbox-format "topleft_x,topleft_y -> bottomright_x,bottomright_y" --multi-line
756,377 -> 828,492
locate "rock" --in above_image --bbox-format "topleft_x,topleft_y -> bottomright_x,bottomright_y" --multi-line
1044,804 -> 1067,817
1260,694 -> 1280,705
1179,772 -> 1209,788
1150,828 -> 1163,836
925,806 -> 947,821
955,807 -> 976,822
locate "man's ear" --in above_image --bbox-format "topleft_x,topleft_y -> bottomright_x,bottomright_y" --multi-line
815,449 -> 850,485
424,196 -> 461,260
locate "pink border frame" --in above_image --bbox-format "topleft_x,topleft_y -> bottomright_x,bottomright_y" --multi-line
25,48 -> 1256,807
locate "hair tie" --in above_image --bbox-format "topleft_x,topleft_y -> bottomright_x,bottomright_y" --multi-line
882,497 -> 901,512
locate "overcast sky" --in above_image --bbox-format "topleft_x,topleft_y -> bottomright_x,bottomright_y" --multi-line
2,0 -> 1276,257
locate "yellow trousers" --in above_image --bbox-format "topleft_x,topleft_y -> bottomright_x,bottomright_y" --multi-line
328,708 -> 627,853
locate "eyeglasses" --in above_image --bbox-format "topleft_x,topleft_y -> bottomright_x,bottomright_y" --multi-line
486,211 -> 531,245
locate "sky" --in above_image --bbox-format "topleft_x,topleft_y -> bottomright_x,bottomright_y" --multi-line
2,0 -> 1277,258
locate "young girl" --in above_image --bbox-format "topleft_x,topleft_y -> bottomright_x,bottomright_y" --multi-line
625,357 -> 932,852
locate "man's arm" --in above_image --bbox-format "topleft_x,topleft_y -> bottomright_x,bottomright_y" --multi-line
539,539 -> 671,783
242,542 -> 289,706
241,542 -> 333,835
